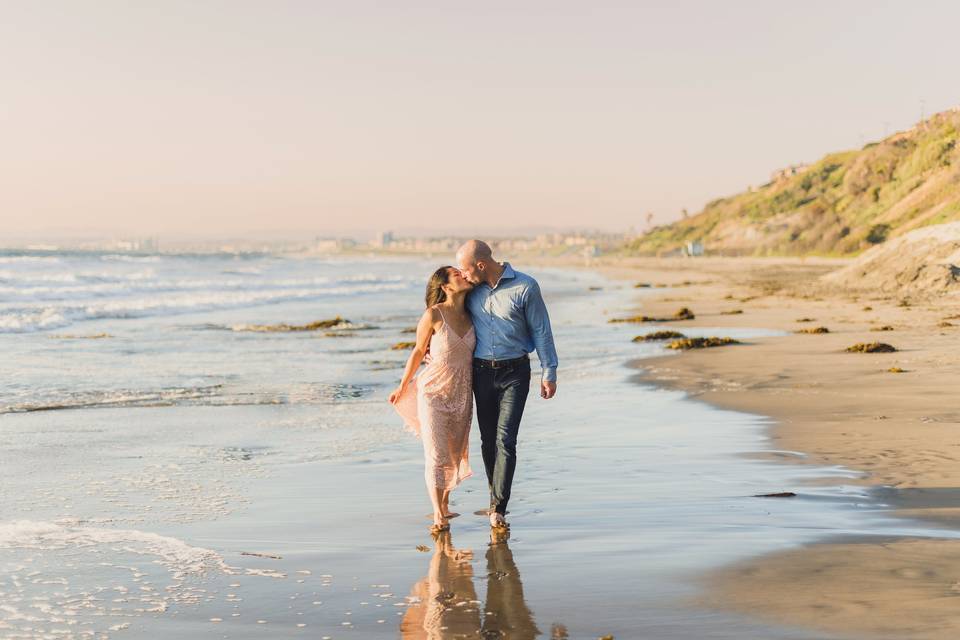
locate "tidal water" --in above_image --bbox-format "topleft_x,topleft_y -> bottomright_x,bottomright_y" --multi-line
0,250 -> 942,639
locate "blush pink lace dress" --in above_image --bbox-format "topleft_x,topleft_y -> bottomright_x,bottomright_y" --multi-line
394,307 -> 474,491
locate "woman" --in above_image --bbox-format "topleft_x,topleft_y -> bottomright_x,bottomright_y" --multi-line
399,531 -> 479,638
390,266 -> 475,534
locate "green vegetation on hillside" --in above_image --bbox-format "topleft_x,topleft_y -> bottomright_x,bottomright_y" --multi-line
628,108 -> 960,256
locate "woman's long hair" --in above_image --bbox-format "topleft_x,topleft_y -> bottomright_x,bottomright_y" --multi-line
425,266 -> 452,308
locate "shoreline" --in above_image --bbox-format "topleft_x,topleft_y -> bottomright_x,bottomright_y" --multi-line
596,256 -> 960,639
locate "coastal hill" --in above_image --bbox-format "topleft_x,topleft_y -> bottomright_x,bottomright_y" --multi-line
628,107 -> 960,256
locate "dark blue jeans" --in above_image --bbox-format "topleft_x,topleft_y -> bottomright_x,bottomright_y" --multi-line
473,358 -> 531,515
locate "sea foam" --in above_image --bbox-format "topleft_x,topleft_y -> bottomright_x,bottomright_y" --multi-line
0,519 -> 227,579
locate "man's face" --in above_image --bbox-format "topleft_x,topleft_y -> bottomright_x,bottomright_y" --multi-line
457,256 -> 482,285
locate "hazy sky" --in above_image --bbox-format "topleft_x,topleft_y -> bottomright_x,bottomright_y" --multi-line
3,1 -> 959,239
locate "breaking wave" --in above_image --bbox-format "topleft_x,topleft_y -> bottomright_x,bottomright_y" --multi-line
0,280 -> 408,333
1,382 -> 372,414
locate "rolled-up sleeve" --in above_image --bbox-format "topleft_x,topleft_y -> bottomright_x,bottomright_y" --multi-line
523,281 -> 558,382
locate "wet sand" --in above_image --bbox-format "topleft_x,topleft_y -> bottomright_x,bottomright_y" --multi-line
598,256 -> 960,639
6,260 -> 863,639
9,253 -> 959,638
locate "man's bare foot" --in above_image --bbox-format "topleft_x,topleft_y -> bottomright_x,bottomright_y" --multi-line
490,526 -> 510,545
489,512 -> 508,529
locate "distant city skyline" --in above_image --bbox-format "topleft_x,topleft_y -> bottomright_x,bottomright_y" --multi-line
3,1 -> 959,238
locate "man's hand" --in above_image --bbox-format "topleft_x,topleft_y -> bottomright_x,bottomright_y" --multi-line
541,380 -> 557,399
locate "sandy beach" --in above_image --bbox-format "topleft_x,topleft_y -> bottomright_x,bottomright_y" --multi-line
596,256 -> 960,639
4,250 -> 904,639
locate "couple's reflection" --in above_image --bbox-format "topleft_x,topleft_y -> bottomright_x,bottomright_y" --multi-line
401,528 -> 539,639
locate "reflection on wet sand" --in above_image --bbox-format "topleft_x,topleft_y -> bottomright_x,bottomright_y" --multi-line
401,529 -> 540,639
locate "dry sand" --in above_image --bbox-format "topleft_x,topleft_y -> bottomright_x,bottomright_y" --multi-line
593,256 -> 960,639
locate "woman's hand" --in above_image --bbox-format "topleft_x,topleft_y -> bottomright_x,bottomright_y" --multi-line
389,386 -> 404,405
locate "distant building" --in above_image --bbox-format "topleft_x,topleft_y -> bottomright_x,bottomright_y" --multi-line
683,241 -> 704,257
114,237 -> 159,252
372,231 -> 394,248
314,237 -> 355,252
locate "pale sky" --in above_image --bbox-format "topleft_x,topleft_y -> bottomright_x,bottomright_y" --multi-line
3,1 -> 959,239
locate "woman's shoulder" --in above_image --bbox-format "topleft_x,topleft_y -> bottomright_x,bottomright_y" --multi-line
422,306 -> 442,324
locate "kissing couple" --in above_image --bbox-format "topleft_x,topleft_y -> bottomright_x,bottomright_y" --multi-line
390,240 -> 559,534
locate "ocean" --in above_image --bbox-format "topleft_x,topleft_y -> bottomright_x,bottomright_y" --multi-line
0,249 -> 933,638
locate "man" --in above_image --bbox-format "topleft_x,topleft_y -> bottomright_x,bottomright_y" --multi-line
456,240 -> 558,529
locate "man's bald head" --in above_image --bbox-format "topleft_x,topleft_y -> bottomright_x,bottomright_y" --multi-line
456,239 -> 493,264
456,239 -> 499,286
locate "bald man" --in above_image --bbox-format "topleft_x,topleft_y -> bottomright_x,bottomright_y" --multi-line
456,240 -> 558,529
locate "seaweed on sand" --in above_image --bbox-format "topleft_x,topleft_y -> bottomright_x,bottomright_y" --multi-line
609,308 -> 695,323
797,327 -> 830,334
632,331 -> 686,342
608,315 -> 656,323
666,337 -> 739,350
240,317 -> 351,332
845,342 -> 897,353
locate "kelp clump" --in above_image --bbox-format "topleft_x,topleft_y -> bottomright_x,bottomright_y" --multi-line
797,327 -> 830,334
632,331 -> 686,342
666,337 -> 739,350
237,317 -> 351,332
609,307 -> 695,324
845,342 -> 897,353
609,315 -> 656,324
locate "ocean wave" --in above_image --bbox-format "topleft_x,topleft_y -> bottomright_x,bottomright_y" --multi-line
0,519 -> 226,579
99,254 -> 162,262
1,382 -> 372,414
2,385 -> 224,413
0,281 -> 409,333
0,255 -> 61,264
0,270 -> 79,283
0,272 -> 407,302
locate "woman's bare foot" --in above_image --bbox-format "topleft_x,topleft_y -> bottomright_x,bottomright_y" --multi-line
430,512 -> 449,534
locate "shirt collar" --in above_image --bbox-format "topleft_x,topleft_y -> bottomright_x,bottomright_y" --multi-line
491,262 -> 515,289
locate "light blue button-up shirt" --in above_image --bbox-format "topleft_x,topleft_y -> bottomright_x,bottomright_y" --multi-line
466,263 -> 558,382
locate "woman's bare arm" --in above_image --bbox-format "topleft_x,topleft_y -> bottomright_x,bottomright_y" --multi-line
389,308 -> 436,404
